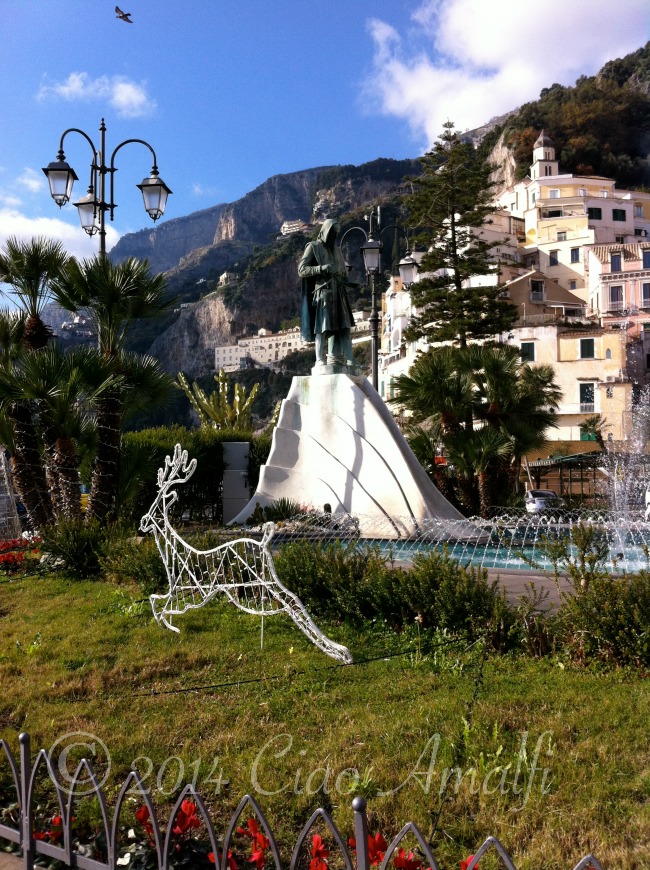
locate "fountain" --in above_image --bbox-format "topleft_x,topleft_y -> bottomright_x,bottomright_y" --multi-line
258,506 -> 650,575
236,388 -> 650,574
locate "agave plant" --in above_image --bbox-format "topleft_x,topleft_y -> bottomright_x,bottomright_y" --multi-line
178,369 -> 259,432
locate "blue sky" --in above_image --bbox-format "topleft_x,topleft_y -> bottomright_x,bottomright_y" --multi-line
1,0 -> 649,259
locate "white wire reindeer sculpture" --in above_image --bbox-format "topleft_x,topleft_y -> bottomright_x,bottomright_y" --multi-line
140,444 -> 352,663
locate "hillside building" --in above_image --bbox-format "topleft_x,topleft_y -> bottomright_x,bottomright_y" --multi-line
279,219 -> 311,236
378,132 -> 650,448
218,271 -> 239,287
214,326 -> 306,372
494,131 -> 650,298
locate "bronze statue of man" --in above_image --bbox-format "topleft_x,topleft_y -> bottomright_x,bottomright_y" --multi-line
299,219 -> 355,368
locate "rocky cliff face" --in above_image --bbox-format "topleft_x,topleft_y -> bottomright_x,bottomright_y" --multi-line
149,255 -> 302,378
148,295 -> 235,378
213,168 -> 327,243
110,203 -> 227,273
110,159 -> 421,277
488,131 -> 518,194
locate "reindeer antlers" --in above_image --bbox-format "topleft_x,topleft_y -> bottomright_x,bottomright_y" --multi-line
156,443 -> 198,490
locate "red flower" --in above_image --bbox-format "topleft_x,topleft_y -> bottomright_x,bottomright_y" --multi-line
237,818 -> 270,870
49,815 -> 63,845
209,849 -> 237,869
135,805 -> 155,837
172,800 -> 201,836
310,834 -> 330,870
33,815 -> 64,845
393,849 -> 422,870
348,833 -> 387,867
460,857 -> 478,870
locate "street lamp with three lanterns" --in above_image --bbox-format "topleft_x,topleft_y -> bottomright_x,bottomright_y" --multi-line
43,118 -> 171,256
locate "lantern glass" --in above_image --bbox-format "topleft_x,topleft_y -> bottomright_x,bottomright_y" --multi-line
398,254 -> 418,287
361,238 -> 382,274
137,174 -> 171,221
42,160 -> 78,207
73,192 -> 99,235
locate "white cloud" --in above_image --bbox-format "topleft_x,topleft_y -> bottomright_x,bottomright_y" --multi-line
366,0 -> 650,149
192,183 -> 221,198
17,168 -> 43,194
0,194 -> 22,209
37,72 -> 156,119
0,208 -> 120,259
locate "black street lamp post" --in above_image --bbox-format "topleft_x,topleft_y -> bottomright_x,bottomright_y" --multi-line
339,209 -> 419,392
360,209 -> 383,391
43,118 -> 171,256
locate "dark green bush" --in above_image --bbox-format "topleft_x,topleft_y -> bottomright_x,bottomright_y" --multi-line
248,432 -> 273,492
102,527 -> 230,595
557,569 -> 650,667
40,519 -> 116,579
121,426 -> 240,524
260,498 -> 303,522
101,535 -> 169,594
401,550 -> 519,647
274,541 -> 386,624
275,540 -> 518,647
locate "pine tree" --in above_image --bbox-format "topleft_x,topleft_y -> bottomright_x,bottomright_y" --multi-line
404,122 -> 517,347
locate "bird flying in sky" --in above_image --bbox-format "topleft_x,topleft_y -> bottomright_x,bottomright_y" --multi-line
115,6 -> 133,23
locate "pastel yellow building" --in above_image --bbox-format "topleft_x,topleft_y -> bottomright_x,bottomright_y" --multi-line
495,132 -> 650,300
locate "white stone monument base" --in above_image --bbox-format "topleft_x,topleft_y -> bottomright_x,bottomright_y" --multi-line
231,374 -> 468,539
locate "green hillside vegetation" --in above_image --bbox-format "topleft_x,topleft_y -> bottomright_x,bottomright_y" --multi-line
501,41 -> 650,186
316,157 -> 421,194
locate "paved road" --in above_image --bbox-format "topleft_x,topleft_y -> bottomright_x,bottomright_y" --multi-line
487,568 -> 573,610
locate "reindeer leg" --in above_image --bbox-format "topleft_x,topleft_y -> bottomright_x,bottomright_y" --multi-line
264,579 -> 352,662
150,593 -> 180,634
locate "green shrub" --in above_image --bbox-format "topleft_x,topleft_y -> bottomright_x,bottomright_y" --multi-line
40,519 -> 116,579
248,433 -> 273,492
404,550 -> 519,648
274,540 -> 380,623
121,426 -> 236,524
101,535 -> 169,594
557,569 -> 650,667
275,540 -> 519,646
261,498 -> 303,522
102,527 -> 230,595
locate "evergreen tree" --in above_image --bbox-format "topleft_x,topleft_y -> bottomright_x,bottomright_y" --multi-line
404,122 -> 517,347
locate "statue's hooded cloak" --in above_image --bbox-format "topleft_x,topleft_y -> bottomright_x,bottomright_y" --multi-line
299,219 -> 354,342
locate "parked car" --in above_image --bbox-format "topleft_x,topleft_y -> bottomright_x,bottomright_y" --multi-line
524,489 -> 564,513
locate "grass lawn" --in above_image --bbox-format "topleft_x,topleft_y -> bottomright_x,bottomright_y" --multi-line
0,570 -> 648,869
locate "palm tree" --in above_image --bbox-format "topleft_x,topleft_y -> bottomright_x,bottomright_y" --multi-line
0,238 -> 70,529
0,309 -> 54,529
404,421 -> 458,507
0,237 -> 69,349
391,344 -> 561,515
581,414 -> 609,450
392,346 -> 474,436
14,347 -> 120,520
51,256 -> 173,519
461,344 -> 561,498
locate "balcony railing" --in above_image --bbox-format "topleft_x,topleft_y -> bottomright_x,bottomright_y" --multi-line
580,402 -> 595,413
607,300 -> 625,311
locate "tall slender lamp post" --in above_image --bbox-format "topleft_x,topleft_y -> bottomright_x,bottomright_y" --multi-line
340,210 -> 418,391
42,118 -> 171,257
360,210 -> 383,391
